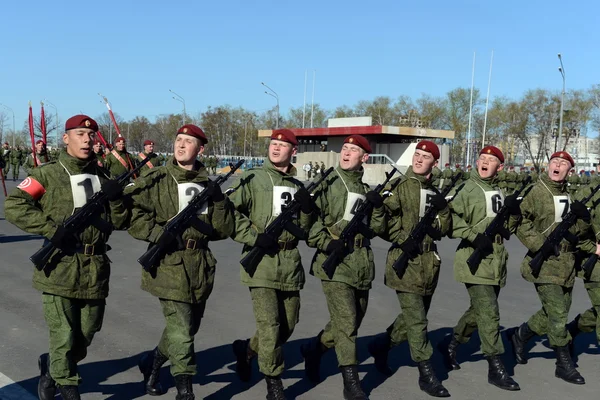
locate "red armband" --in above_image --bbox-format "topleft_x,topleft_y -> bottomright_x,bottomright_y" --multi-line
17,177 -> 46,200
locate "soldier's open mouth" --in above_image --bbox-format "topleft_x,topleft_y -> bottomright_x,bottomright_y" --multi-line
553,170 -> 559,175
482,167 -> 488,171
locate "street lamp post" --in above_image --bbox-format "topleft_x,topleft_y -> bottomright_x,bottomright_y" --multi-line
169,89 -> 186,126
558,53 -> 566,152
43,99 -> 59,148
261,82 -> 279,129
0,104 -> 16,148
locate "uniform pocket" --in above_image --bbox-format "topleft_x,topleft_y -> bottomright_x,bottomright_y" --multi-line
42,294 -> 61,328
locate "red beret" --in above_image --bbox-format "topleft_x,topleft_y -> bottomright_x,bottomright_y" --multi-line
415,140 -> 440,160
36,140 -> 45,145
480,146 -> 505,163
177,124 -> 208,144
93,137 -> 102,145
467,165 -> 472,169
65,114 -> 98,132
114,136 -> 126,143
530,167 -> 535,171
143,140 -> 155,146
270,129 -> 298,146
344,135 -> 372,153
550,151 -> 574,167
3,142 -> 8,146
455,163 -> 460,168
580,169 -> 585,173
444,163 -> 450,167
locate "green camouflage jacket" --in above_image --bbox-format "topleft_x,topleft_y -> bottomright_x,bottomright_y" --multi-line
516,172 -> 595,287
137,151 -> 164,172
24,152 -> 49,173
307,166 -> 386,290
450,168 -> 518,287
229,159 -> 313,291
104,149 -> 134,177
4,150 -> 128,299
126,159 -> 235,303
381,167 -> 452,295
574,185 -> 600,285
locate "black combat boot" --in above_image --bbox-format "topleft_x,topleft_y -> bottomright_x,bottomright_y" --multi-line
138,347 -> 168,395
232,338 -> 256,382
486,355 -> 520,391
38,353 -> 56,400
417,360 -> 450,397
509,322 -> 535,364
554,346 -> 585,385
174,375 -> 195,400
57,385 -> 81,400
340,365 -> 368,400
567,316 -> 581,358
300,331 -> 328,383
439,335 -> 461,371
367,332 -> 393,376
265,375 -> 287,400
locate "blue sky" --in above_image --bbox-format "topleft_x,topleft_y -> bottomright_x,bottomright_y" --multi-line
0,0 -> 598,128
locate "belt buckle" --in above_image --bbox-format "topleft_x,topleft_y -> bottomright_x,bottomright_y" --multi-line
561,243 -> 569,252
186,239 -> 197,250
84,244 -> 94,256
278,240 -> 286,250
354,238 -> 363,248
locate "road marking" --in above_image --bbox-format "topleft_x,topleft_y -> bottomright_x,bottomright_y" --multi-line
0,371 -> 36,400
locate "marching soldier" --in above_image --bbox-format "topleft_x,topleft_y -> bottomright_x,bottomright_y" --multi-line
1,142 -> 11,177
463,164 -> 472,181
567,169 -> 579,196
453,163 -> 464,183
440,146 -> 521,391
24,140 -> 49,173
511,151 -> 595,385
505,166 -> 517,194
138,139 -> 162,172
228,129 -> 314,399
368,141 -> 452,397
320,161 -> 326,177
579,169 -> 589,187
530,167 -> 538,182
302,135 -> 386,400
4,115 -> 128,400
104,136 -> 135,178
307,161 -> 313,180
431,164 -> 442,190
9,145 -> 23,181
93,139 -> 105,168
127,124 -> 234,400
441,163 -> 453,191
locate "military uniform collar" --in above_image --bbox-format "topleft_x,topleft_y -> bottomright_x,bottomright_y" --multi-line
264,158 -> 297,177
59,149 -> 95,172
336,165 -> 364,180
166,158 -> 208,182
540,171 -> 567,191
469,167 -> 498,186
405,166 -> 430,184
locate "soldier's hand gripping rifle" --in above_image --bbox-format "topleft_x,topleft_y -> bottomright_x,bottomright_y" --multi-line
392,173 -> 462,279
467,176 -> 532,274
529,182 -> 600,278
138,160 -> 244,272
30,156 -> 152,271
241,167 -> 334,277
322,168 -> 399,279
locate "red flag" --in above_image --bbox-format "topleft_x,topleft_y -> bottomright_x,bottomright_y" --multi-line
40,102 -> 47,144
28,102 -> 38,167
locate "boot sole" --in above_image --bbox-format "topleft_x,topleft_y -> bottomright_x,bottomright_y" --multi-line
489,379 -> 521,391
555,372 -> 585,385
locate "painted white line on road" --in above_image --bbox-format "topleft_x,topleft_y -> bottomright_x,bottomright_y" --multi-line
0,371 -> 36,400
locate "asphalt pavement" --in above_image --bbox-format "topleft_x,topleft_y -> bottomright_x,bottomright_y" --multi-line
0,173 -> 599,400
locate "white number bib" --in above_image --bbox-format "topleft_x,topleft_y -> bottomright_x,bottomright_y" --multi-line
553,195 -> 570,223
343,192 -> 367,222
484,190 -> 504,218
177,183 -> 208,215
70,174 -> 101,209
272,186 -> 297,217
419,189 -> 436,218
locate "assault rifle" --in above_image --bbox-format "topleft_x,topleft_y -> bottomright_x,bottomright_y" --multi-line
241,167 -> 334,277
467,176 -> 532,274
31,156 -> 152,271
529,182 -> 600,278
392,173 -> 462,279
322,168 -> 399,279
138,160 -> 244,272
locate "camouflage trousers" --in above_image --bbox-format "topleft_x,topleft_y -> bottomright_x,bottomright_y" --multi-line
386,292 -> 433,362
528,283 -> 573,347
42,293 -> 105,386
248,288 -> 300,376
157,299 -> 206,376
453,284 -> 504,356
319,281 -> 369,366
575,284 -> 600,342
10,163 -> 19,179
3,163 -> 9,178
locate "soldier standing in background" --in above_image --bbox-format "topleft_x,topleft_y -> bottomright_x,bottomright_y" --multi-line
1,142 -> 11,177
104,137 -> 135,178
441,163 -> 453,191
567,169 -> 579,197
24,140 -> 49,173
137,139 -> 162,173
10,145 -> 24,181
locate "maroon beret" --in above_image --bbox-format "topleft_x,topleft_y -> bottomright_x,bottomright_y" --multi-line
65,114 -> 98,132
177,124 -> 208,144
3,142 -> 8,146
415,140 -> 440,160
550,151 -> 574,167
270,129 -> 298,146
344,135 -> 372,153
530,167 -> 535,171
36,140 -> 45,145
143,139 -> 155,146
580,169 -> 585,173
455,163 -> 460,168
480,145 -> 505,163
444,163 -> 450,167
114,136 -> 126,143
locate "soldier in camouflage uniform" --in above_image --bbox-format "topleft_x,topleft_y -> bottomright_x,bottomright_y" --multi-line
1,142 -> 11,177
505,166 -> 518,194
453,164 -> 464,184
579,169 -> 589,188
567,169 -> 579,197
368,141 -> 451,397
441,163 -> 453,191
302,134 -> 386,400
127,124 -> 234,400
463,164 -> 472,181
307,161 -> 313,180
93,139 -> 105,168
440,146 -> 521,391
24,140 -> 49,173
590,170 -> 600,187
511,151 -> 595,385
137,139 -> 163,173
567,178 -> 600,349
431,164 -> 443,190
228,129 -> 315,399
5,115 -> 128,400
104,136 -> 135,178
9,145 -> 24,181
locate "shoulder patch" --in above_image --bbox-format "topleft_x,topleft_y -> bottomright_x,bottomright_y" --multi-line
17,177 -> 46,200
